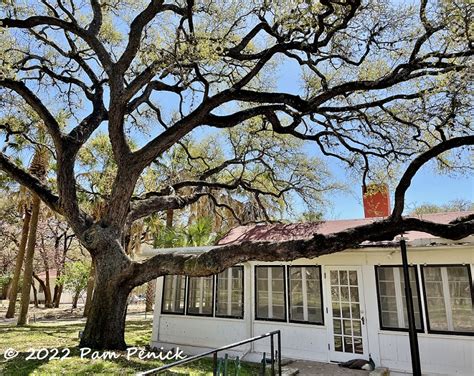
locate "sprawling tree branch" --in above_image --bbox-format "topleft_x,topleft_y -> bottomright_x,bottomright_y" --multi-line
0,152 -> 60,212
1,0 -> 472,246
115,1 -> 185,74
127,192 -> 205,225
0,0 -> 471,350
0,15 -> 113,71
87,0 -> 103,35
0,79 -> 62,145
391,136 -> 474,219
130,215 -> 474,286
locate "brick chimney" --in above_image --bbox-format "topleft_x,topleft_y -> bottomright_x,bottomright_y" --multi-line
362,183 -> 391,218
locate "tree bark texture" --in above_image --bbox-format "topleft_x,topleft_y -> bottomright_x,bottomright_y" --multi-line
166,208 -> 173,229
79,275 -> 131,349
52,282 -> 63,308
32,273 -> 53,308
6,207 -> 31,318
17,195 -> 41,326
31,282 -> 38,308
83,262 -> 95,317
79,233 -> 134,350
145,279 -> 156,312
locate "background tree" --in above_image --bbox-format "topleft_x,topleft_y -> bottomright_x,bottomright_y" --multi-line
17,144 -> 48,325
1,102 -> 57,316
29,214 -> 76,308
0,194 -> 22,302
1,185 -> 79,311
5,201 -> 31,317
0,128 -> 33,317
0,0 -> 472,348
410,199 -> 474,215
82,261 -> 95,317
57,261 -> 91,309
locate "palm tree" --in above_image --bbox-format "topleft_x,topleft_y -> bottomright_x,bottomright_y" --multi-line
17,143 -> 48,325
5,189 -> 31,318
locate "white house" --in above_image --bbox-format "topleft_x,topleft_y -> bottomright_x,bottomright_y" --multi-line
149,211 -> 474,376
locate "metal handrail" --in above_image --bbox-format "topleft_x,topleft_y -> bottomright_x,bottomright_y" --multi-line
137,330 -> 282,375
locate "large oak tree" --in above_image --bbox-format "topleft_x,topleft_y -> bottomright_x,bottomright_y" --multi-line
0,0 -> 473,349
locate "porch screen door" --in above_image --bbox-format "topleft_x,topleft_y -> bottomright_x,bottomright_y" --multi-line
326,267 -> 368,362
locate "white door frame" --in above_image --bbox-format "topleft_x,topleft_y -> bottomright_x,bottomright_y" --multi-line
325,266 -> 369,362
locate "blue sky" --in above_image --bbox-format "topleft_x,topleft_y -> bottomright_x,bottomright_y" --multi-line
326,166 -> 473,220
1,2 -> 472,221
272,60 -> 473,220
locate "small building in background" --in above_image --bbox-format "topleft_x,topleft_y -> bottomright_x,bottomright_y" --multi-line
30,269 -> 75,306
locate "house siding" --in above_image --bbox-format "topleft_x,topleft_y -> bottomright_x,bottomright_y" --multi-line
151,245 -> 474,376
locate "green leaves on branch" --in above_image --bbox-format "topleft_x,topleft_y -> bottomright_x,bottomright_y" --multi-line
153,216 -> 216,248
56,261 -> 90,297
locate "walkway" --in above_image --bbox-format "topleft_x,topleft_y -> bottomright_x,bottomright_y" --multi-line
289,360 -> 371,375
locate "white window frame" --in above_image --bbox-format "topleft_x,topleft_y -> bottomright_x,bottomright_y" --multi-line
288,265 -> 324,324
186,276 -> 214,316
161,275 -> 186,314
215,266 -> 244,318
421,264 -> 473,335
255,266 -> 286,321
375,265 -> 423,331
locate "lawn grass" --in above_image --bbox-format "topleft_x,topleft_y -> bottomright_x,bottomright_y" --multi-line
0,319 -> 261,375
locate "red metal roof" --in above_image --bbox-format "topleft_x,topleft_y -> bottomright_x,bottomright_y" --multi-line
217,212 -> 473,246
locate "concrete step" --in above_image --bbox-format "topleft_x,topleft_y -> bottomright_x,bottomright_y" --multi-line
281,358 -> 294,366
370,367 -> 390,376
281,366 -> 299,376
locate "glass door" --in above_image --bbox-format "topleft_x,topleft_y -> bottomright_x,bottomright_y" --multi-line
326,267 -> 368,362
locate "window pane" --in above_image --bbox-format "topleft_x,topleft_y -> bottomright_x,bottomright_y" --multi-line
447,267 -> 473,332
423,266 -> 473,333
162,275 -> 186,314
289,266 -> 323,324
376,266 -> 422,330
289,267 -> 304,321
401,268 -> 422,329
216,267 -> 243,318
255,266 -> 285,320
187,276 -> 213,315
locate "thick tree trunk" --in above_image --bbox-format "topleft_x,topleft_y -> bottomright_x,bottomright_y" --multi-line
83,262 -> 95,317
18,195 -> 41,326
79,235 -> 134,350
79,277 -> 131,349
6,207 -> 31,318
